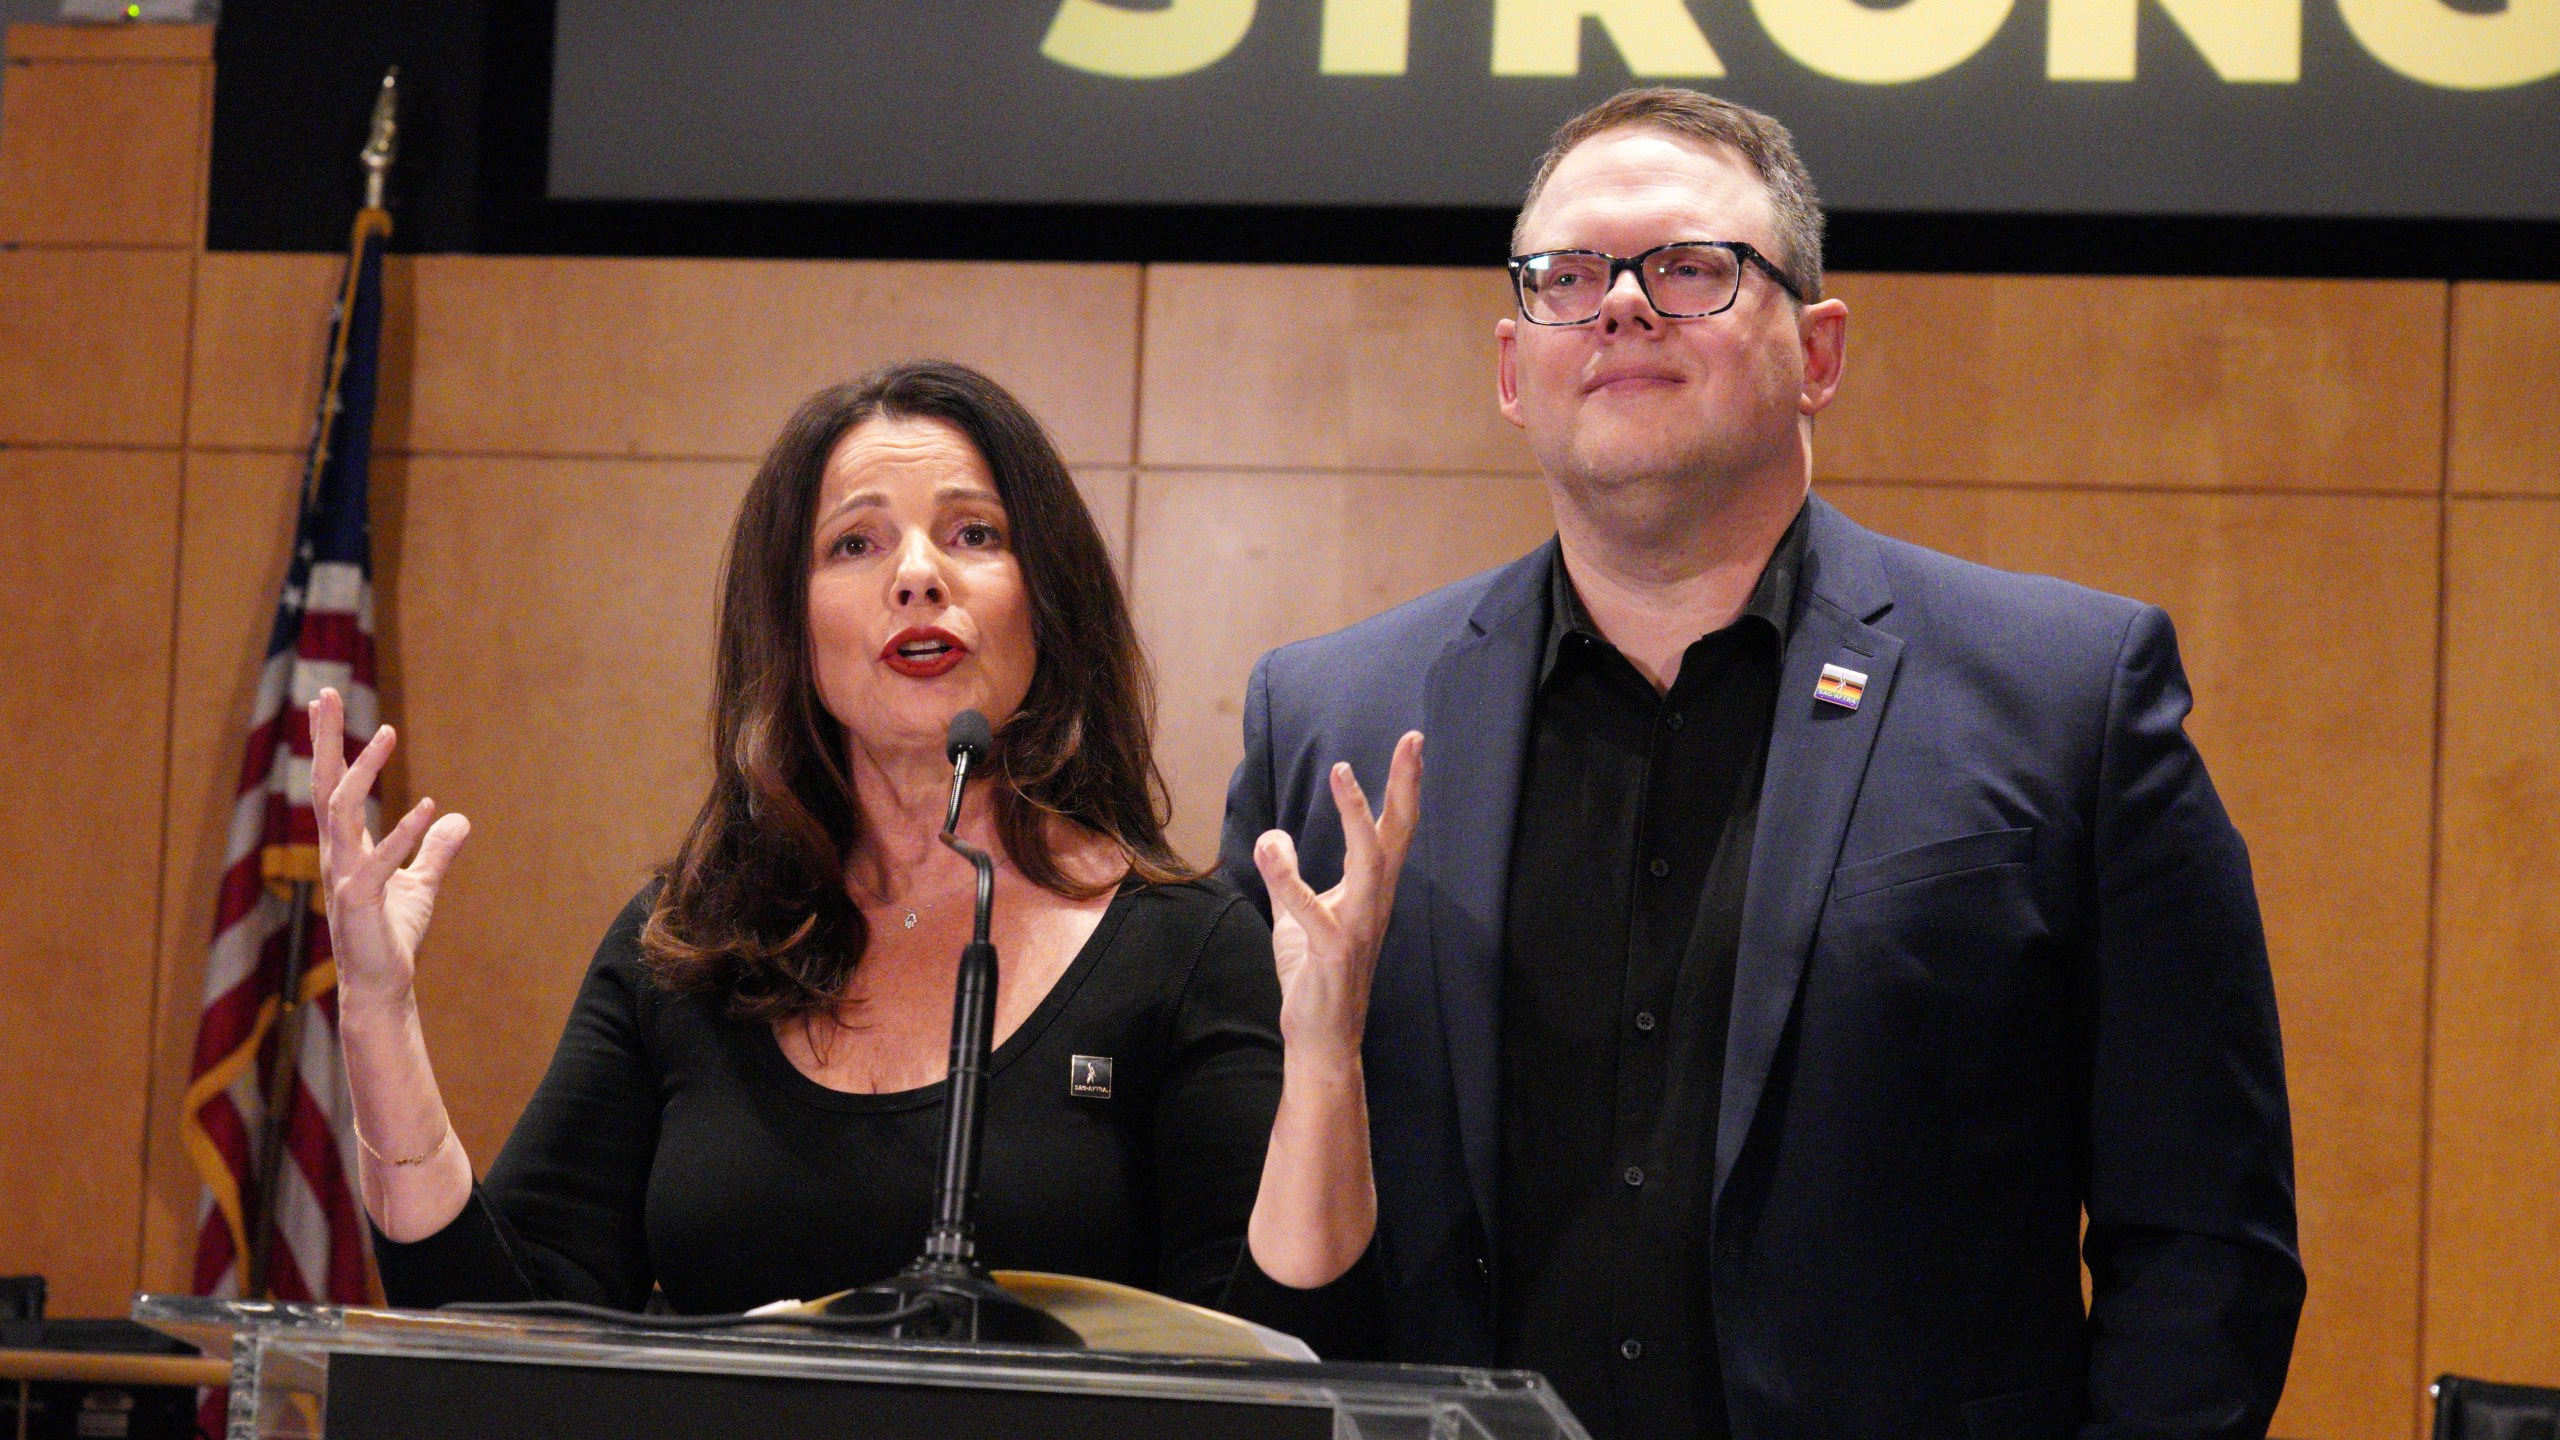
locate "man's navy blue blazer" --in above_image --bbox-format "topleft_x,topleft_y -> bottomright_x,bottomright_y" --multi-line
1216,495 -> 2304,1440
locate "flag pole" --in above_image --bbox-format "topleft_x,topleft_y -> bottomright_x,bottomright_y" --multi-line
246,67 -> 399,1301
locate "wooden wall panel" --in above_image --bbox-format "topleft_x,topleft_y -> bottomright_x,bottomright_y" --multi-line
1820,277 -> 2444,493
3,22 -> 211,62
0,246 -> 193,446
0,46 -> 208,247
140,455 -> 760,1276
137,449 -> 307,1293
1074,468 -> 1133,577
1823,485 -> 2438,1440
0,447 -> 182,1314
187,256 -> 1138,535
1128,470 -> 1554,863
400,257 -> 1141,466
186,252 -> 351,451
1137,268 -> 2442,493
2425,497 -> 2560,1393
1139,266 -> 1533,474
2447,284 -> 2560,498
373,456 -> 751,1169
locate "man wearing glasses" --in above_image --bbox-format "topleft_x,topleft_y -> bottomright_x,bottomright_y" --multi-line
1220,88 -> 2303,1440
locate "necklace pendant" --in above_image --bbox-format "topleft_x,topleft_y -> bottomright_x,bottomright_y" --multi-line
902,910 -> 919,930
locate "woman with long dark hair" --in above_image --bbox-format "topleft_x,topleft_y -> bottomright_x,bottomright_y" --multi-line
312,360 -> 1418,1336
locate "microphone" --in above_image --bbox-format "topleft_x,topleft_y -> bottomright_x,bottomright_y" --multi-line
941,708 -> 992,837
827,710 -> 1074,1345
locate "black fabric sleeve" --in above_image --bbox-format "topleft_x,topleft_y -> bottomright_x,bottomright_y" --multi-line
1151,892 -> 1380,1356
374,891 -> 664,1310
369,1185 -> 537,1304
2079,607 -> 2305,1438
1225,1238 -> 1384,1362
1150,895 -> 1285,1307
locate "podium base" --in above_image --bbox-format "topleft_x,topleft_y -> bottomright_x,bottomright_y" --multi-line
820,1264 -> 1079,1346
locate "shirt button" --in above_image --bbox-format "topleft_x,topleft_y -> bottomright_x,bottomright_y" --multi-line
1665,711 -> 1686,731
1624,1165 -> 1645,1188
1649,858 -> 1669,878
1620,1338 -> 1644,1361
1634,1010 -> 1657,1032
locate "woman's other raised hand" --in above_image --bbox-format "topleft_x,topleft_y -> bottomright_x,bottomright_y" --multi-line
1243,730 -> 1421,1286
309,687 -> 471,1009
1252,730 -> 1424,1070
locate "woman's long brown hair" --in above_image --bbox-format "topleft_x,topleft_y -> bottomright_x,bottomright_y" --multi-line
640,360 -> 1191,1025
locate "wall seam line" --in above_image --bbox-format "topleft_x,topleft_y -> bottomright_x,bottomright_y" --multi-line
1815,477 -> 2429,500
2410,279 -> 2458,1437
125,456 -> 2555,501
1124,266 -> 1148,584
0,442 -> 185,454
1099,466 -> 2442,500
132,242 -> 203,1300
166,444 -> 1157,468
130,56 -> 221,1299
160,451 -> 2444,492
0,240 -> 199,252
0,57 -> 211,69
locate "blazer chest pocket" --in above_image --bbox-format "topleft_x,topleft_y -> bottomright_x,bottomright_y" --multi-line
1830,826 -> 2035,903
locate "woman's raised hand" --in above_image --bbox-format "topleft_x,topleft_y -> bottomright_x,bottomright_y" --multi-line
309,687 -> 471,1010
310,688 -> 474,1236
1253,731 -> 1424,1069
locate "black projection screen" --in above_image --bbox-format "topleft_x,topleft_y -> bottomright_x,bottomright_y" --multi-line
547,0 -> 2560,221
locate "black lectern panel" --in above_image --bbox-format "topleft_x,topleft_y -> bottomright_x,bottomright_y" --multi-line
326,1352 -> 1330,1440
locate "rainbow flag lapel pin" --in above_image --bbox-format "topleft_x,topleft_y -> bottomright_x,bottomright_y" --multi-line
1815,662 -> 1869,711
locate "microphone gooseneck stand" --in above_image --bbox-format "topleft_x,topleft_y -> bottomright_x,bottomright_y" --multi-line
823,710 -> 1079,1344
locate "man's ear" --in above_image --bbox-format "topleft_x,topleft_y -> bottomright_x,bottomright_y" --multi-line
1797,298 -> 1848,417
1496,317 -> 1525,429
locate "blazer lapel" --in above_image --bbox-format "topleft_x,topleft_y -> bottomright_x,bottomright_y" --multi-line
1716,497 -> 1902,1207
1418,542 -> 1552,1248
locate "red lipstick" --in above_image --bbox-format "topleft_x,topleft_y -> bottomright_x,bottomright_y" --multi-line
880,625 -> 968,679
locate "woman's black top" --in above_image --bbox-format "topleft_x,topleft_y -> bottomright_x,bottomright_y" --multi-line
374,879 -> 1369,1347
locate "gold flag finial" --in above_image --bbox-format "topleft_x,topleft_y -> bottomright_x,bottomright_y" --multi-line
361,67 -> 400,212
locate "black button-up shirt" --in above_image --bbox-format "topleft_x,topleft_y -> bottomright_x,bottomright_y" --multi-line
1497,506 -> 1805,1440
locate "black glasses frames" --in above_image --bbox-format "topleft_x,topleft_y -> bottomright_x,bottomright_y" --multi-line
1506,240 -> 1805,326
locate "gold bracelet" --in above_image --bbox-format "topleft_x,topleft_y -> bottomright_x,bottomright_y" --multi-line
352,1117 -> 450,1168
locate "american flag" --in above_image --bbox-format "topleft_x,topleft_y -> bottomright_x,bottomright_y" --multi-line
178,204 -> 390,1346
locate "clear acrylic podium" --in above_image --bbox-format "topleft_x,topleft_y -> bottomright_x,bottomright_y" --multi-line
135,1293 -> 1591,1440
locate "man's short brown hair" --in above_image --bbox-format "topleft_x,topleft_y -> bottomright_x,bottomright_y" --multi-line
1513,87 -> 1827,302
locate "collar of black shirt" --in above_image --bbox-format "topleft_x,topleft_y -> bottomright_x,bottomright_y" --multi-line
1537,500 -> 1810,687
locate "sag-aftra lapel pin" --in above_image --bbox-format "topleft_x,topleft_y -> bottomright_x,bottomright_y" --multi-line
1815,663 -> 1869,711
